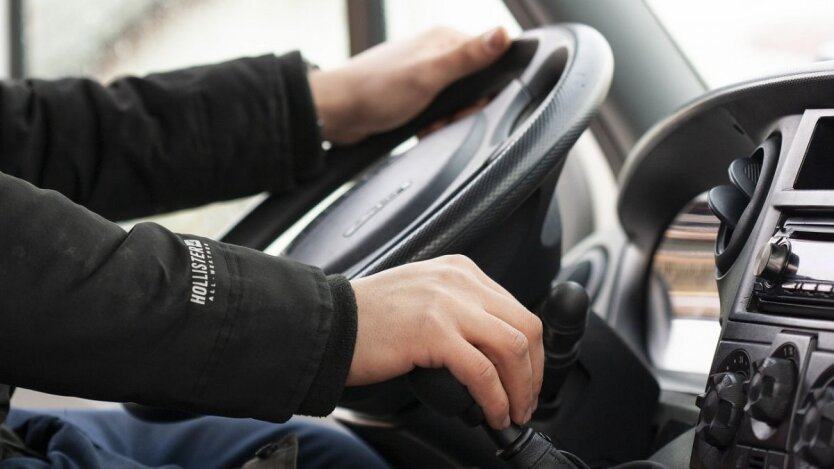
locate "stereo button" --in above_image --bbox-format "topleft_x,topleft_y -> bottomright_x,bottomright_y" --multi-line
802,283 -> 819,293
780,282 -> 798,291
819,284 -> 834,294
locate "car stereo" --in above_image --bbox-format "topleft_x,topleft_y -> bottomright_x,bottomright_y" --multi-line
752,221 -> 834,318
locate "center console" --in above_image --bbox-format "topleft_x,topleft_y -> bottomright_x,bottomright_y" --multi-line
692,111 -> 834,468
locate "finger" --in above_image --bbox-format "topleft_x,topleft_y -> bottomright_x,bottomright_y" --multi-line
436,255 -> 543,417
444,339 -> 511,429
417,98 -> 489,139
478,287 -> 545,403
436,26 -> 511,85
459,310 -> 534,424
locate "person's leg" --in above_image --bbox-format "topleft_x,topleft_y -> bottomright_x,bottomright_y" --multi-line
6,408 -> 388,469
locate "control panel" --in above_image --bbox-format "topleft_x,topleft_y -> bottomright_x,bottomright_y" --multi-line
691,333 -> 807,468
692,110 -> 834,468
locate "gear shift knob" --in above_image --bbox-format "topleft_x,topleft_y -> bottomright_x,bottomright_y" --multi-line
407,367 -> 582,468
539,281 -> 590,402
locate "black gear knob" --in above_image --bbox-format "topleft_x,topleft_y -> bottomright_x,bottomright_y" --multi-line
407,367 -> 582,468
539,281 -> 590,402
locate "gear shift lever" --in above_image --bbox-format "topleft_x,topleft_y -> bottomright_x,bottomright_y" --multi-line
408,367 -> 584,468
539,281 -> 590,403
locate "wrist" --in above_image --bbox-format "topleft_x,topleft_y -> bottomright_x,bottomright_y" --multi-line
308,69 -> 357,144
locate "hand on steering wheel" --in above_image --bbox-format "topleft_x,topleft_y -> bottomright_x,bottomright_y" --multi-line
308,26 -> 511,145
349,255 -> 544,430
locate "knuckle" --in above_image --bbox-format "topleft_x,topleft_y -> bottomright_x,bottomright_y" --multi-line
443,254 -> 468,265
493,397 -> 511,418
529,315 -> 544,340
417,302 -> 445,334
434,264 -> 473,286
461,43 -> 483,66
475,358 -> 497,385
456,254 -> 476,266
403,68 -> 434,94
507,329 -> 530,358
435,265 -> 458,283
448,254 -> 478,272
533,372 -> 544,390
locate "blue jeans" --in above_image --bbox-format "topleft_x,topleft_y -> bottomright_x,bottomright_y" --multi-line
2,408 -> 389,469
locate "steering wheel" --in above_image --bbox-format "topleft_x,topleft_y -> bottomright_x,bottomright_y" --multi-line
125,23 -> 613,423
227,23 -> 612,292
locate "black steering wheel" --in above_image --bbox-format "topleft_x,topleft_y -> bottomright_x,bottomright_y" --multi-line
125,23 -> 613,423
228,24 -> 612,295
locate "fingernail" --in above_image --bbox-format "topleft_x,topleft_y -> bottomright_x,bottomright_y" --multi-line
525,408 -> 533,424
501,415 -> 511,429
482,27 -> 507,53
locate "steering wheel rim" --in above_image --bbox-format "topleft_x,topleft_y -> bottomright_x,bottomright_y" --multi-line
282,24 -> 613,282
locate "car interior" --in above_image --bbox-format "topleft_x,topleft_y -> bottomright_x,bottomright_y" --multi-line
9,0 -> 834,467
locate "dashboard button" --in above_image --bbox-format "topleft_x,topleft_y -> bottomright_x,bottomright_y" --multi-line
727,445 -> 750,469
794,386 -> 834,468
802,282 -> 819,292
748,448 -> 767,468
819,284 -> 834,294
766,451 -> 786,469
780,282 -> 798,290
746,357 -> 797,424
696,372 -> 748,448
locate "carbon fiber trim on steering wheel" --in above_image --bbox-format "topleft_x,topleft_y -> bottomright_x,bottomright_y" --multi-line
353,24 -> 613,278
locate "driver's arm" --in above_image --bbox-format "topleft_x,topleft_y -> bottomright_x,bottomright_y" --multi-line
0,52 -> 325,221
0,26 -> 538,428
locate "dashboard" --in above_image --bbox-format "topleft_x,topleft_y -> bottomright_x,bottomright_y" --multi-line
611,62 -> 834,467
693,111 -> 834,468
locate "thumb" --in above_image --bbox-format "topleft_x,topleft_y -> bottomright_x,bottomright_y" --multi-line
439,27 -> 511,85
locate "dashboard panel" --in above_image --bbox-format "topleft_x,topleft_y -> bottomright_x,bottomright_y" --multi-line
692,110 -> 834,468
609,62 -> 834,467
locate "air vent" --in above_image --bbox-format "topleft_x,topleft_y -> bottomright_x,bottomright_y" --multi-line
708,135 -> 780,273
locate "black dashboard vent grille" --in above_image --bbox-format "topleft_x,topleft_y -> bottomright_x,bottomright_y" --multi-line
709,135 -> 781,273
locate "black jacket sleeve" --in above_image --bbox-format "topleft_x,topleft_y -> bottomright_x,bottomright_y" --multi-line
0,52 -> 326,220
0,53 -> 357,422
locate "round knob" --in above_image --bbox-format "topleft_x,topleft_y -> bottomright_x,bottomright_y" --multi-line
755,239 -> 796,283
696,372 -> 748,448
745,357 -> 797,424
541,281 -> 589,359
794,386 -> 834,467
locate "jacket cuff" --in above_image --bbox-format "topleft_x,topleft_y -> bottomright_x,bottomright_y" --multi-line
297,275 -> 358,416
275,51 -> 326,181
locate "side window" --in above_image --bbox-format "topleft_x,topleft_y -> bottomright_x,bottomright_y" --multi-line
651,194 -> 722,374
24,0 -> 351,237
384,0 -> 521,39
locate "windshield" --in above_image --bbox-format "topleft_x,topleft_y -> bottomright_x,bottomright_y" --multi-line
647,0 -> 834,88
